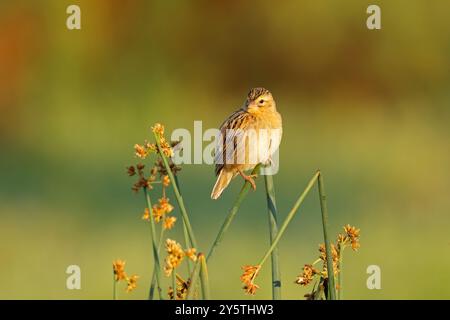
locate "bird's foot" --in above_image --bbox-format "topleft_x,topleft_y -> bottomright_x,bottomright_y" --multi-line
238,170 -> 257,190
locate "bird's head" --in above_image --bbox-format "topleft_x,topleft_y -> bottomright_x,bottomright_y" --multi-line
244,87 -> 276,114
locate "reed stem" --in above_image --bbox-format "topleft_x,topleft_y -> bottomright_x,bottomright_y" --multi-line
153,132 -> 198,249
257,171 -> 320,266
206,164 -> 262,262
113,273 -> 117,300
183,222 -> 193,274
148,225 -> 166,300
338,245 -> 344,300
263,174 -> 281,300
172,270 -> 177,300
199,254 -> 210,299
144,187 -> 163,300
175,176 -> 193,275
186,259 -> 201,300
317,172 -> 336,300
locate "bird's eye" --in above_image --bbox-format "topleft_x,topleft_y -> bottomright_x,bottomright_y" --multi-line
259,99 -> 264,104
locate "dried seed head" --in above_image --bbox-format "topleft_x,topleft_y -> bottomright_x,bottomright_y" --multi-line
112,260 -> 127,281
240,265 -> 261,295
126,275 -> 139,293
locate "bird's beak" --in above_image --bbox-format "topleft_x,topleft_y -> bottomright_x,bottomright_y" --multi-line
247,101 -> 258,112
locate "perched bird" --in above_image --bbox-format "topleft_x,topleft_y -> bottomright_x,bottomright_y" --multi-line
211,87 -> 282,199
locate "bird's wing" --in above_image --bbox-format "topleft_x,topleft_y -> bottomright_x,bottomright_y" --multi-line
214,109 -> 252,176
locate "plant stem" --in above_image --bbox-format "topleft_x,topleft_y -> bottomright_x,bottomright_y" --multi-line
199,254 -> 210,299
175,175 -> 193,275
154,132 -> 198,249
186,259 -> 201,300
338,245 -> 345,300
172,270 -> 177,300
206,164 -> 262,262
113,274 -> 117,300
257,171 -> 320,266
148,225 -> 166,300
317,172 -> 336,300
144,187 -> 163,300
264,174 -> 281,300
183,222 -> 193,274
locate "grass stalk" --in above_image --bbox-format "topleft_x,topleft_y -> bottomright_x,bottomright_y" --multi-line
172,270 -> 177,300
154,132 -> 198,249
175,175 -> 193,275
183,222 -> 193,274
263,174 -> 281,300
148,226 -> 166,300
113,273 -> 117,300
144,187 -> 163,300
338,245 -> 344,300
186,259 -> 201,300
206,164 -> 262,262
199,254 -> 210,299
257,171 -> 320,266
317,172 -> 336,300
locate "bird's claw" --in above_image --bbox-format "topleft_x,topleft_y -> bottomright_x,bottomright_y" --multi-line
239,171 -> 257,190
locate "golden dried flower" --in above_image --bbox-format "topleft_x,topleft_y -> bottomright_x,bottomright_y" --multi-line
318,243 -> 340,277
134,144 -> 147,159
163,216 -> 177,230
351,241 -> 360,251
344,224 -> 361,251
168,275 -> 190,300
113,260 -> 127,281
151,197 -> 174,223
337,233 -> 346,244
142,208 -> 150,221
152,205 -> 164,223
126,275 -> 139,293
243,282 -> 259,295
240,265 -> 261,295
145,142 -> 157,152
185,248 -> 197,262
162,175 -> 171,187
319,243 -> 339,263
164,239 -> 185,276
160,139 -> 174,158
344,224 -> 360,238
159,197 -> 174,214
295,264 -> 319,286
152,123 -> 165,136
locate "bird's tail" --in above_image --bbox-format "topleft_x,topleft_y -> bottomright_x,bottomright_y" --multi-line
211,170 -> 234,200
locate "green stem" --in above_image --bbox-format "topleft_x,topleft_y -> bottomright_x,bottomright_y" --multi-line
264,174 -> 281,300
186,259 -> 201,300
175,175 -> 193,275
183,222 -> 193,274
144,187 -> 164,300
199,254 -> 210,299
113,274 -> 117,300
338,245 -> 345,300
206,164 -> 262,262
153,132 -> 198,249
148,225 -> 166,300
172,270 -> 177,300
317,172 -> 336,300
257,171 -> 320,266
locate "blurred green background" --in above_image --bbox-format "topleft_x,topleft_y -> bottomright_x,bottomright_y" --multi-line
1,0 -> 449,299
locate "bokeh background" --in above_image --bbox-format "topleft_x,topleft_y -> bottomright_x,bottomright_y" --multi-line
1,0 -> 449,299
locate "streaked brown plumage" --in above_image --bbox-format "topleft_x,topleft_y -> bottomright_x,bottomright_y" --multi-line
211,88 -> 282,199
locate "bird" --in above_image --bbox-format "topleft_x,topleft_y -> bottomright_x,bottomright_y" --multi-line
211,87 -> 282,199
